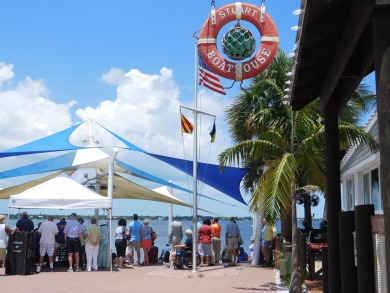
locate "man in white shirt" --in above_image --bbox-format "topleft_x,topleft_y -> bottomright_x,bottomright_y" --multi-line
0,215 -> 11,268
38,216 -> 59,272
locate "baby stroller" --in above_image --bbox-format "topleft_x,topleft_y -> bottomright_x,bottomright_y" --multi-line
173,248 -> 200,270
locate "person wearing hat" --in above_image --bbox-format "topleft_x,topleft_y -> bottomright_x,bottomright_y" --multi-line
248,236 -> 255,262
64,212 -> 84,272
15,211 -> 34,233
140,219 -> 153,266
77,217 -> 87,269
0,215 -> 11,268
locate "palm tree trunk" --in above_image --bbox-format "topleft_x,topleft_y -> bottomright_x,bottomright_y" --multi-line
281,207 -> 292,243
289,190 -> 301,293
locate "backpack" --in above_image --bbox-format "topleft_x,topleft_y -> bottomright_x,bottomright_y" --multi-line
148,246 -> 159,264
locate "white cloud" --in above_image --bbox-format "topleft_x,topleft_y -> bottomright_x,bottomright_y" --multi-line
0,74 -> 76,150
99,68 -> 126,86
76,66 -> 232,163
0,62 -> 14,87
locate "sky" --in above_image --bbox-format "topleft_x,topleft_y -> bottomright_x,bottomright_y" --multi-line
0,1 -> 374,218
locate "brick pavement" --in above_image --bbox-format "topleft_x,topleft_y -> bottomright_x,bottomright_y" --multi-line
0,263 -> 288,293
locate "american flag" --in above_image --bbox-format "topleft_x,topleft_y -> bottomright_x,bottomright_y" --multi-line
198,52 -> 226,95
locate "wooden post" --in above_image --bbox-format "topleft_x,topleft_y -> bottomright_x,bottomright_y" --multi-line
355,204 -> 375,293
324,99 -> 342,293
322,247 -> 329,293
372,5 -> 390,291
298,233 -> 306,279
339,211 -> 357,293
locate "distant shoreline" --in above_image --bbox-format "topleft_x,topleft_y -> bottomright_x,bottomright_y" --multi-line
4,213 -> 325,223
4,213 -> 254,221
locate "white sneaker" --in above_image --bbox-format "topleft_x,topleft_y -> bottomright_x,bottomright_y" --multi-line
163,262 -> 170,268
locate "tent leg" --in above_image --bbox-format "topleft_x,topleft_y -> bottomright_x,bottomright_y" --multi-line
109,208 -> 112,273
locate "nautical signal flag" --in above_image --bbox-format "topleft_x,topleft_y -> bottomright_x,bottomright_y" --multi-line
209,121 -> 216,143
198,52 -> 226,95
181,114 -> 194,134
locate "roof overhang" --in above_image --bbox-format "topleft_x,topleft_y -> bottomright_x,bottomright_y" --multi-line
288,0 -> 381,111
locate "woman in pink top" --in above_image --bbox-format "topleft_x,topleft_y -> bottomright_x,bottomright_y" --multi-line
197,219 -> 213,267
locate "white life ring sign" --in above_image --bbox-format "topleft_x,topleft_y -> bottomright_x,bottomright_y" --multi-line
198,2 -> 279,81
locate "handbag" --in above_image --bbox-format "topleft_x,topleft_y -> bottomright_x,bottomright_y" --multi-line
122,226 -> 127,242
238,233 -> 244,247
151,229 -> 158,241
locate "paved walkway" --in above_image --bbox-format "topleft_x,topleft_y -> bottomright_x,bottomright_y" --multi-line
1,263 -> 287,293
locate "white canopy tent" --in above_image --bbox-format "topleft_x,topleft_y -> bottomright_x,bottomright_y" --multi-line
7,174 -> 114,271
8,174 -> 112,209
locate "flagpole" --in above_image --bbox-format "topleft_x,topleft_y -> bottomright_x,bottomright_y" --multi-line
192,42 -> 199,273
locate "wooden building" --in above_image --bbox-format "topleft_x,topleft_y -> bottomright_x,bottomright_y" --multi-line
287,0 -> 390,292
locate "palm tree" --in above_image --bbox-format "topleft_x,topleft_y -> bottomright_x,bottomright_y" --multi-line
219,50 -> 378,292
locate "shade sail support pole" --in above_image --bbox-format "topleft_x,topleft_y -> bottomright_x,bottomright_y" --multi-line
192,42 -> 199,273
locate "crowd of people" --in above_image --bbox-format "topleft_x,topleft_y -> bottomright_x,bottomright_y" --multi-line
0,212 -> 278,273
114,214 -> 158,269
160,215 -> 277,269
0,211 -> 111,273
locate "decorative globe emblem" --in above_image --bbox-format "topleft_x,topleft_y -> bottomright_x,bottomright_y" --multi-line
222,25 -> 256,61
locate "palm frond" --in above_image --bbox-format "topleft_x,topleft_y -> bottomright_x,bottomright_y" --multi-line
338,124 -> 379,152
218,139 -> 285,169
250,153 -> 296,219
295,152 -> 327,192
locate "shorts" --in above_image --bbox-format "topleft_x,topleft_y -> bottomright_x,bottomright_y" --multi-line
141,239 -> 152,249
263,240 -> 273,254
40,243 -> 55,256
197,243 -> 212,256
227,237 -> 239,250
170,239 -> 181,251
128,241 -> 141,253
66,238 -> 81,253
115,239 -> 127,258
0,248 -> 5,260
